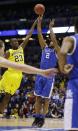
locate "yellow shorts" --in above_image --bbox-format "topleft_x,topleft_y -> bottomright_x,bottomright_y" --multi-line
0,70 -> 22,95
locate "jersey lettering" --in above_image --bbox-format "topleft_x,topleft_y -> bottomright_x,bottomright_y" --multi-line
14,54 -> 23,62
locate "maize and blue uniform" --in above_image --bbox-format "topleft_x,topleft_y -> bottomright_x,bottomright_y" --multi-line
34,46 -> 57,98
0,47 -> 24,95
64,34 -> 78,130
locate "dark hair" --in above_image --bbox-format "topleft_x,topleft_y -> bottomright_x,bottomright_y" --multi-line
0,40 -> 4,48
46,37 -> 51,45
10,38 -> 17,43
74,18 -> 78,33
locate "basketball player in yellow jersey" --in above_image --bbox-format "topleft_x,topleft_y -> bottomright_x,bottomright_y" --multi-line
0,19 -> 38,113
0,40 -> 58,114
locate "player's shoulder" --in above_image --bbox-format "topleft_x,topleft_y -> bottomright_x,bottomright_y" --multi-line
18,46 -> 23,50
63,36 -> 74,42
42,45 -> 48,51
64,34 -> 78,42
8,49 -> 13,53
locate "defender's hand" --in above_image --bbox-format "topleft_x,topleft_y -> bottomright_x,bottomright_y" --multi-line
49,19 -> 55,28
41,68 -> 58,78
64,64 -> 73,74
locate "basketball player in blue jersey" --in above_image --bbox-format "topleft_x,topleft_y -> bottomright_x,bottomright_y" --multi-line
58,35 -> 78,131
0,40 -> 58,115
32,16 -> 59,128
49,19 -> 78,130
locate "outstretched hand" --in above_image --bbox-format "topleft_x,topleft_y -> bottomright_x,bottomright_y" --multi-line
42,68 -> 58,78
37,15 -> 43,24
64,64 -> 73,74
49,19 -> 55,28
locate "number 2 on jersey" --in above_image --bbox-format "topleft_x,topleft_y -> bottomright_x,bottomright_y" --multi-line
46,53 -> 50,59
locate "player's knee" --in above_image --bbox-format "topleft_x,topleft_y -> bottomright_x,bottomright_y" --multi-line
36,96 -> 42,103
45,108 -> 48,114
44,99 -> 49,106
5,93 -> 11,101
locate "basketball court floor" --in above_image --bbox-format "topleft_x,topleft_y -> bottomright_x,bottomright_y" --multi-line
0,118 -> 65,131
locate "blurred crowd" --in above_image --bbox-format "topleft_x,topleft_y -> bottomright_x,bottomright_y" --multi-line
0,73 -> 67,119
0,6 -> 78,21
0,5 -> 77,30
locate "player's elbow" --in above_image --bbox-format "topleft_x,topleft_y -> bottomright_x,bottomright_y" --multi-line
60,47 -> 68,55
59,67 -> 69,75
58,63 -> 66,74
59,67 -> 65,74
60,49 -> 67,55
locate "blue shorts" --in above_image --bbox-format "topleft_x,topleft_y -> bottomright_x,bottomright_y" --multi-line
34,75 -> 54,98
64,78 -> 78,130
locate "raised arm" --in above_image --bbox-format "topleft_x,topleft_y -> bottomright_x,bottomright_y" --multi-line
49,19 -> 60,54
49,21 -> 73,74
37,16 -> 47,49
0,57 -> 58,77
19,19 -> 37,49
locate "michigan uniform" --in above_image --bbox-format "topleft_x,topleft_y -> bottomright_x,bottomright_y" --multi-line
0,46 -> 24,95
34,46 -> 57,98
64,34 -> 78,130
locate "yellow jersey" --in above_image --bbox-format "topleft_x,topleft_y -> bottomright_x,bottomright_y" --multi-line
8,46 -> 24,72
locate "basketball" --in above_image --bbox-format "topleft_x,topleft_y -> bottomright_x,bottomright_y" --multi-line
34,4 -> 45,15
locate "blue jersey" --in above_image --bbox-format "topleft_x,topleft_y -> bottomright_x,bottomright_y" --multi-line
40,46 -> 57,69
35,46 -> 57,98
67,34 -> 78,79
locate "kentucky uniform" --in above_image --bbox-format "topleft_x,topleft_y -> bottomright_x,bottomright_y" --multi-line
34,46 -> 57,98
0,47 -> 24,95
64,34 -> 78,130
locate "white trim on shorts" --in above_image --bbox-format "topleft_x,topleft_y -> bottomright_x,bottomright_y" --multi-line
49,78 -> 55,98
34,78 -> 55,99
64,98 -> 73,130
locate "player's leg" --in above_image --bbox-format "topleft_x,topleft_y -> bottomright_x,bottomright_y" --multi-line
64,79 -> 78,131
35,96 -> 42,114
0,71 -> 22,115
43,98 -> 49,115
32,76 -> 44,127
34,78 -> 54,128
42,78 -> 54,112
36,78 -> 54,127
0,93 -> 11,114
32,96 -> 42,126
64,98 -> 77,131
0,72 -> 11,114
35,98 -> 49,128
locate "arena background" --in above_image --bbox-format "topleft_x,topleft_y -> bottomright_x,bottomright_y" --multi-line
0,0 -> 77,131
